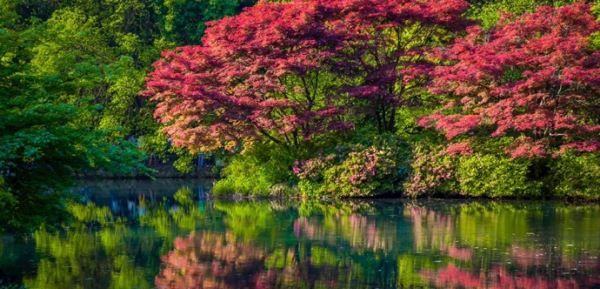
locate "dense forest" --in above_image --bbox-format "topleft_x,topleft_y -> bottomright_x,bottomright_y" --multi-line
0,0 -> 599,232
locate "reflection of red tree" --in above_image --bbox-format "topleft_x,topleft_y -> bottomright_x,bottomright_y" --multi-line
422,264 -> 600,289
156,232 -> 345,289
156,232 -> 270,289
511,246 -> 600,272
293,213 -> 395,251
293,217 -> 317,239
406,205 -> 473,261
511,246 -> 549,269
447,245 -> 473,262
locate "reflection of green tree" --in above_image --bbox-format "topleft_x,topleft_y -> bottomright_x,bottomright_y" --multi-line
553,205 -> 600,256
455,202 -> 532,249
294,201 -> 399,253
23,203 -> 164,289
214,201 -> 295,243
68,202 -> 115,225
24,226 -> 158,289
453,202 -> 600,258
24,228 -> 110,289
139,186 -> 210,249
397,254 -> 442,289
109,255 -> 151,289
406,201 -> 600,256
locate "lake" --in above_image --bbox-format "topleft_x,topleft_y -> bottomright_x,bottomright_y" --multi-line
1,180 -> 599,289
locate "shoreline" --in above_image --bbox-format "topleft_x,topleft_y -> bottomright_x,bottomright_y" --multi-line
74,177 -> 600,203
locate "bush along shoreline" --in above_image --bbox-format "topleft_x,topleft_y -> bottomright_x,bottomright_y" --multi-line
208,137 -> 600,201
144,1 -> 600,201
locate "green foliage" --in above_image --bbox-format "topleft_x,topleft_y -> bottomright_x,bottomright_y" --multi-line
0,21 -> 100,232
0,0 -> 257,232
548,153 -> 600,200
212,144 -> 297,197
469,0 -> 576,29
457,154 -> 542,198
67,202 -> 114,226
0,0 -> 596,219
159,0 -> 256,45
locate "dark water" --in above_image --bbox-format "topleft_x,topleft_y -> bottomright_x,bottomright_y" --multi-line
1,180 -> 599,289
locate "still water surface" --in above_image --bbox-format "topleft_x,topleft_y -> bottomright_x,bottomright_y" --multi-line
1,180 -> 599,289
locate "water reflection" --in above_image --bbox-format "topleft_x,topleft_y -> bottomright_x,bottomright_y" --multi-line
0,181 -> 599,289
422,264 -> 600,289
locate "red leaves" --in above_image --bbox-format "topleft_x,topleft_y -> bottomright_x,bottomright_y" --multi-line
560,140 -> 600,154
328,0 -> 469,132
144,1 -> 350,152
144,0 -> 469,151
508,137 -> 547,159
143,1 -> 598,157
419,113 -> 481,140
446,142 -> 473,156
423,3 -> 600,158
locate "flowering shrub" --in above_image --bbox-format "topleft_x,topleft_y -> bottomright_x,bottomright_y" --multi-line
404,145 -> 458,197
324,146 -> 398,197
404,143 -> 545,198
446,142 -> 473,156
293,155 -> 336,182
295,145 -> 400,197
293,155 -> 336,197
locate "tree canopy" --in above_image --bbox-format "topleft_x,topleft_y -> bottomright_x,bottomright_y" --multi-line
144,0 -> 471,152
420,3 -> 600,158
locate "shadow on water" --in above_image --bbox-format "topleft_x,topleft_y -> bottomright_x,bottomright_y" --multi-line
1,180 -> 599,289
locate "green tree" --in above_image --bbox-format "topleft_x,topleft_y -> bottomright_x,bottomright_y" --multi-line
0,8 -> 146,232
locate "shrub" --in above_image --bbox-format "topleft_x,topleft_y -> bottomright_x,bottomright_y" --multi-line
212,144 -> 296,197
295,145 -> 403,197
326,146 -> 399,197
457,154 -> 541,198
548,153 -> 600,200
211,155 -> 276,197
294,155 -> 336,197
268,183 -> 298,198
404,145 -> 458,197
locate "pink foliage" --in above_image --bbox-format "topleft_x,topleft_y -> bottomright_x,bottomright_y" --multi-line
560,140 -> 600,154
446,142 -> 473,156
330,0 -> 469,132
144,0 -> 469,151
423,3 -> 600,157
420,113 -> 481,140
422,264 -> 600,289
508,137 -> 547,159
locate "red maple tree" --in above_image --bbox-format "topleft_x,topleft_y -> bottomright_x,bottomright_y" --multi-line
420,3 -> 600,158
326,0 -> 469,132
145,1 -> 351,152
144,0 -> 469,152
